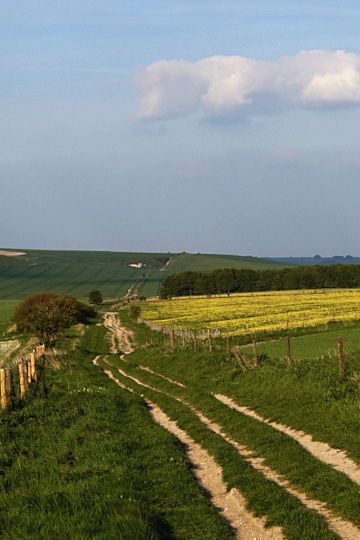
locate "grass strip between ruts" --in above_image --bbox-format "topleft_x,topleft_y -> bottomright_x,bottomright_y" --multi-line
113,352 -> 360,530
100,355 -> 341,540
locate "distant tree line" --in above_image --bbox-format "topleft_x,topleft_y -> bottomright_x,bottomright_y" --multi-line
160,265 -> 360,297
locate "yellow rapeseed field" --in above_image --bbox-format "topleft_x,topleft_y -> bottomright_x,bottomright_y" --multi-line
141,290 -> 360,336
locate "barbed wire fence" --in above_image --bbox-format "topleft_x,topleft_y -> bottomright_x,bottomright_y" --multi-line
138,317 -> 354,378
0,344 -> 46,410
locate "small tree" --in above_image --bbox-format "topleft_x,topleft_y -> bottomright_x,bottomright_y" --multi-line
129,304 -> 141,322
14,292 -> 95,347
89,290 -> 103,305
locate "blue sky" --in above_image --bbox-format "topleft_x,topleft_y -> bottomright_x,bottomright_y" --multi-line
2,1 -> 360,256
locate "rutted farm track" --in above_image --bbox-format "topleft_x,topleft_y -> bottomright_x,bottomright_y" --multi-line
95,313 -> 360,540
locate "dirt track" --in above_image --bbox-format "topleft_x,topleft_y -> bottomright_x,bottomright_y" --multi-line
94,313 -> 360,540
102,312 -> 134,355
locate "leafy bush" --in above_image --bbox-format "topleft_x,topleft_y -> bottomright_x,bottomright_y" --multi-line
88,290 -> 103,305
129,304 -> 141,321
14,292 -> 95,346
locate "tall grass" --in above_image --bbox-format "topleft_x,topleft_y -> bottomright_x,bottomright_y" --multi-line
114,318 -> 360,535
101,355 -> 340,539
0,324 -> 234,539
0,300 -> 19,337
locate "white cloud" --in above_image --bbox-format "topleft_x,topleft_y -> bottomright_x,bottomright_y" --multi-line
135,50 -> 360,120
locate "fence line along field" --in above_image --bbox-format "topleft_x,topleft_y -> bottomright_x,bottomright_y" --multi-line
140,289 -> 360,336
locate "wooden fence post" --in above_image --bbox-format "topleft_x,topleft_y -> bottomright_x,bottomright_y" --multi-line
253,340 -> 258,367
171,330 -> 175,348
1,369 -> 6,410
182,329 -> 186,347
286,336 -> 291,365
27,361 -> 32,384
209,334 -> 213,353
23,363 -> 29,390
5,368 -> 13,398
19,364 -> 26,397
193,331 -> 197,352
30,352 -> 36,380
337,337 -> 345,378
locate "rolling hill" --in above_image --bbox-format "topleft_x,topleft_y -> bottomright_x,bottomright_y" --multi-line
0,249 -> 292,300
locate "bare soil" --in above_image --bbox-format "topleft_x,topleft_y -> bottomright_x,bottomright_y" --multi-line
214,394 -> 360,488
98,316 -> 360,539
146,399 -> 283,540
103,312 -> 134,355
0,250 -> 26,257
138,365 -> 185,387
97,355 -> 283,539
103,357 -> 360,540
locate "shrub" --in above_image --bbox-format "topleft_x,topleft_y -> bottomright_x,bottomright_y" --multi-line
14,292 -> 95,347
88,290 -> 103,305
129,304 -> 141,322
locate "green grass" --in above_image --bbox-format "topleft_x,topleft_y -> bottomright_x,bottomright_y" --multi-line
0,250 -> 172,300
0,300 -> 19,337
115,304 -> 160,348
101,355 -> 340,539
0,300 -> 18,324
125,338 -> 360,457
238,321 -> 360,360
0,325 -> 235,539
3,294 -> 360,538
166,253 -> 294,273
138,271 -> 165,297
0,249 -> 292,300
101,307 -> 360,537
0,255 -> 28,266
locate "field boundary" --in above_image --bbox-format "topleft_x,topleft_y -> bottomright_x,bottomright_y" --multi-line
0,344 -> 45,410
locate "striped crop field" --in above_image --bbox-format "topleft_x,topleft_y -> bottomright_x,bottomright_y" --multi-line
0,250 -> 170,300
0,249 -> 291,300
141,289 -> 360,336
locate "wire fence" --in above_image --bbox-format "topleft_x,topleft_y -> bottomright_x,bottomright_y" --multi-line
0,344 -> 46,410
139,317 -> 354,379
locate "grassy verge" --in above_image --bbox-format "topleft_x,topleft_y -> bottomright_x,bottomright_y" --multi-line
116,304 -> 161,348
125,327 -> 360,461
101,305 -> 360,529
0,325 -> 234,539
0,300 -> 19,337
101,356 -> 340,539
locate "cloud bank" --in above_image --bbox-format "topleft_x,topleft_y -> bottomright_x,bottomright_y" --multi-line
135,50 -> 360,120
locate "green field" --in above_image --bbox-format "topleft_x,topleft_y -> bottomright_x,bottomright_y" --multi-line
2,295 -> 360,537
95,307 -> 360,539
125,253 -> 293,297
239,323 -> 360,360
0,300 -> 19,336
0,249 -> 291,300
0,320 -> 233,539
166,253 -> 292,273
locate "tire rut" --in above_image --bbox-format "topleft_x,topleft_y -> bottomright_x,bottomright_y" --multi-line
99,357 -> 360,540
98,317 -> 360,539
103,312 -> 134,355
96,356 -> 283,540
214,394 -> 360,488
